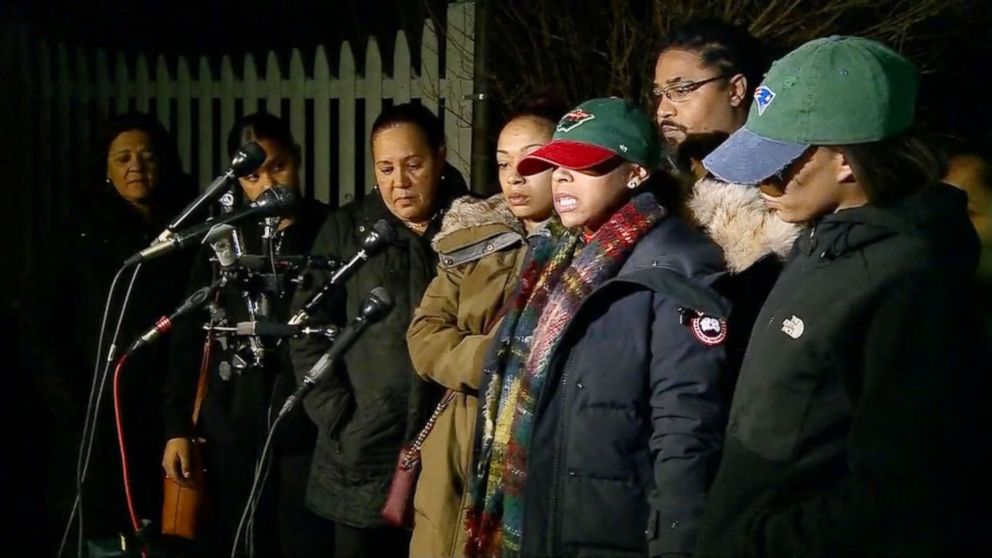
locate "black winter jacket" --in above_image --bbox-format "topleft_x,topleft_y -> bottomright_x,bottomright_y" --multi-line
20,188 -> 195,537
697,183 -> 992,557
485,214 -> 732,557
289,189 -> 461,527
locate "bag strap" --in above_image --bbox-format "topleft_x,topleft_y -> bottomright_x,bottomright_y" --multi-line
402,390 -> 455,468
190,333 -> 213,427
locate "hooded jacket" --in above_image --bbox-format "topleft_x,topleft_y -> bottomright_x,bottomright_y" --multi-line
697,183 -> 992,557
407,194 -> 529,557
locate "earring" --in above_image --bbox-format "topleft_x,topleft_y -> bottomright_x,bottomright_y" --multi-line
626,180 -> 639,190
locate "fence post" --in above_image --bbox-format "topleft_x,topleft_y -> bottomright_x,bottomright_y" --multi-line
198,56 -> 214,188
75,46 -> 91,187
136,54 -> 150,113
242,54 -> 258,116
313,46 -> 331,204
220,55 -> 238,154
95,49 -> 111,119
338,41 -> 357,207
420,19 -> 440,115
114,52 -> 129,114
74,47 -> 93,195
393,30 -> 411,104
364,38 -> 383,194
176,57 -> 193,174
156,54 -> 172,130
289,49 -> 306,190
266,51 -> 281,116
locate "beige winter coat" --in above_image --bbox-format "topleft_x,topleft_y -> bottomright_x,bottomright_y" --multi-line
407,194 -> 527,558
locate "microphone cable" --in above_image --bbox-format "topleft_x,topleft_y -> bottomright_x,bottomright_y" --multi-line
58,262 -> 143,558
230,410 -> 284,558
111,352 -> 149,558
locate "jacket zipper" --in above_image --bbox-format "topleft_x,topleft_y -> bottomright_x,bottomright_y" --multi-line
547,349 -> 577,555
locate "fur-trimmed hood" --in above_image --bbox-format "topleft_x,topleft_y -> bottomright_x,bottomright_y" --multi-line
432,194 -> 525,267
687,177 -> 800,273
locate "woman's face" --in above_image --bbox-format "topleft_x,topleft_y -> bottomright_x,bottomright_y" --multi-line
551,159 -> 640,232
759,147 -> 852,224
106,130 -> 158,205
372,123 -> 445,226
238,138 -> 300,201
497,116 -> 555,224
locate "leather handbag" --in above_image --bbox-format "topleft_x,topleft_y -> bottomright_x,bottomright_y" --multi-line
382,390 -> 455,528
161,335 -> 212,539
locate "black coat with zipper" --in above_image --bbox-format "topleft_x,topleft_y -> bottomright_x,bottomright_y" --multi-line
479,214 -> 733,557
697,183 -> 992,557
289,187 -> 462,528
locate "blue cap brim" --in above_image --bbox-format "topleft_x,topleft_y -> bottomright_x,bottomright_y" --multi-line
702,127 -> 809,185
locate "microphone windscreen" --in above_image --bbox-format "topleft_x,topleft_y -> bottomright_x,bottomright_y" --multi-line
230,141 -> 267,178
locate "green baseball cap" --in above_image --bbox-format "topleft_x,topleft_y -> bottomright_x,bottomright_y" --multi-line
518,97 -> 660,176
704,35 -> 918,184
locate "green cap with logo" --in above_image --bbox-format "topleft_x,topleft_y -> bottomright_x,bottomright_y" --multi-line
518,97 -> 660,176
703,35 -> 918,184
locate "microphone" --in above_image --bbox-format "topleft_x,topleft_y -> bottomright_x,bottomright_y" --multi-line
128,279 -> 223,354
279,287 -> 393,417
203,223 -> 245,268
288,219 -> 396,326
155,141 -> 266,242
124,184 -> 298,267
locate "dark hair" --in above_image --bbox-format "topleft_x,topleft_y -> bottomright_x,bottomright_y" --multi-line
370,102 -> 445,152
95,111 -> 181,187
370,102 -> 468,203
506,92 -> 569,128
227,111 -> 299,162
840,130 -> 944,206
93,111 -> 191,209
658,18 -> 768,106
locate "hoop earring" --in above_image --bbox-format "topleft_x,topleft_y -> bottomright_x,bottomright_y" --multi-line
626,180 -> 639,190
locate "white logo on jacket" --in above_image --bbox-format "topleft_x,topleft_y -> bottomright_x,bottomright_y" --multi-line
781,315 -> 805,339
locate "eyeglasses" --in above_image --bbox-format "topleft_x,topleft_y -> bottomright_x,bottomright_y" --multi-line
651,75 -> 730,103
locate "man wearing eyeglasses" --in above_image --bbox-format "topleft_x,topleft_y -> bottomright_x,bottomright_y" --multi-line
652,19 -> 768,164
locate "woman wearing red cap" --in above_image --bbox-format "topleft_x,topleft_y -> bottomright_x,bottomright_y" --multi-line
466,98 -> 731,557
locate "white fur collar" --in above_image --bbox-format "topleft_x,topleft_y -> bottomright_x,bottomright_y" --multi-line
687,178 -> 800,273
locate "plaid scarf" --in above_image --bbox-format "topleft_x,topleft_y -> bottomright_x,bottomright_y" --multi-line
466,191 -> 667,557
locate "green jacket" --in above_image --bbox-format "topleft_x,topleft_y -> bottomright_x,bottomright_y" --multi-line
289,190 -> 456,527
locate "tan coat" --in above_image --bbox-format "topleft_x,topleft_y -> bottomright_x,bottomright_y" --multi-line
407,194 -> 527,558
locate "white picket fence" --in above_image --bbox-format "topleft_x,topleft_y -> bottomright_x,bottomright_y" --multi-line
9,1 -> 475,209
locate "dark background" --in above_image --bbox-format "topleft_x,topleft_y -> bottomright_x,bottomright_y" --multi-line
2,0 -> 990,549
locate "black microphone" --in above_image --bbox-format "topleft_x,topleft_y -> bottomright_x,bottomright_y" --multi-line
124,185 -> 298,267
128,279 -> 223,354
279,287 -> 393,417
288,219 -> 396,326
155,141 -> 266,242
